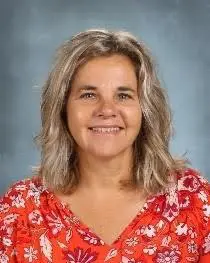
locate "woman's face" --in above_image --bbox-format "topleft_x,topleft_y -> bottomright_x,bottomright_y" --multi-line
66,54 -> 142,159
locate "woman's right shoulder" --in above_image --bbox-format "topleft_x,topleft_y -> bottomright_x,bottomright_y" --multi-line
0,176 -> 45,219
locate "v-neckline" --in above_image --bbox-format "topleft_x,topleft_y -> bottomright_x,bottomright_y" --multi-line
48,189 -> 155,247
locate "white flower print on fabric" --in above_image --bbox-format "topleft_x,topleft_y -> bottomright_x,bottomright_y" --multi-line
104,248 -> 118,261
203,204 -> 210,217
125,237 -> 139,247
143,245 -> 157,255
2,237 -> 12,247
196,172 -> 209,184
170,245 -> 180,254
188,227 -> 197,239
46,211 -> 64,235
28,210 -> 43,225
154,248 -> 181,263
0,250 -> 9,263
57,241 -> 68,249
136,225 -> 156,238
24,246 -> 38,262
15,184 -> 27,191
161,236 -> 171,247
187,240 -> 198,254
198,191 -> 208,203
203,232 -> 210,254
156,220 -> 165,230
178,172 -> 201,192
124,249 -> 134,255
40,234 -> 52,262
3,213 -> 19,225
179,196 -> 191,209
0,202 -> 10,213
66,228 -> 73,243
63,214 -> 80,225
77,229 -> 105,246
0,224 -> 14,250
175,223 -> 188,236
27,182 -> 44,206
185,256 -> 199,262
6,227 -> 13,236
10,194 -> 25,208
162,187 -> 179,222
121,256 -> 136,263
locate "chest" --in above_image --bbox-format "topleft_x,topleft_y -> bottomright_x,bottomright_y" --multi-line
76,203 -> 143,244
58,193 -> 146,245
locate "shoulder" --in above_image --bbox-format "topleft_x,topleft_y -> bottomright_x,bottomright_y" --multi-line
0,176 -> 46,222
172,167 -> 210,212
161,168 -> 210,223
176,168 -> 210,213
176,168 -> 210,256
176,167 -> 210,194
0,176 -> 47,250
177,167 -> 210,220
0,177 -> 49,257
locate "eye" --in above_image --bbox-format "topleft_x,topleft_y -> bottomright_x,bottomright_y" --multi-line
80,92 -> 96,99
118,93 -> 132,100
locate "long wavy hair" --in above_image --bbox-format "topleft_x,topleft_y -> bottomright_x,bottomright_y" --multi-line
33,29 -> 187,195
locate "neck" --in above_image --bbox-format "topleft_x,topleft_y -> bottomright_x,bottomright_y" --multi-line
77,149 -> 135,194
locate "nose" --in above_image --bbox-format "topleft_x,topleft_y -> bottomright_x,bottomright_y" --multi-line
95,98 -> 117,118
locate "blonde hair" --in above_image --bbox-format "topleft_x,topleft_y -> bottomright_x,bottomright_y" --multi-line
34,29 -> 187,195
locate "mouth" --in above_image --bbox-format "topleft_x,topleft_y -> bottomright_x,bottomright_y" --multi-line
88,126 -> 123,134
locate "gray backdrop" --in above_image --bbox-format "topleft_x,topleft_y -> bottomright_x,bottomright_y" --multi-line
1,0 -> 210,194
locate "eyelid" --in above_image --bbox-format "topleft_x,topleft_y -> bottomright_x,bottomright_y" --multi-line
79,92 -> 96,99
118,93 -> 133,98
79,92 -> 133,100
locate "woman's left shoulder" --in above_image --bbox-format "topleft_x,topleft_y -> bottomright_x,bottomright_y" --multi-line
174,167 -> 210,222
176,167 -> 210,197
163,168 -> 210,223
163,168 -> 210,221
174,168 -> 210,258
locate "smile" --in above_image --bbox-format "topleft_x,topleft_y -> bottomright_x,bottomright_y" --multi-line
89,127 -> 122,134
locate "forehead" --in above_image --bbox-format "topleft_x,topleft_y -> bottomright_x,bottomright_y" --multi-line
72,54 -> 137,86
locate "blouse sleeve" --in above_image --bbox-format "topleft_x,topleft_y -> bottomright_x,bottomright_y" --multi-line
193,170 -> 210,262
199,220 -> 210,263
199,218 -> 210,262
177,168 -> 210,261
0,179 -> 29,263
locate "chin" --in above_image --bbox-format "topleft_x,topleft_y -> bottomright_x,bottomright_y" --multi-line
88,147 -> 132,159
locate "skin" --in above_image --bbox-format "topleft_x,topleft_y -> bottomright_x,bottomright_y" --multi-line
66,54 -> 142,195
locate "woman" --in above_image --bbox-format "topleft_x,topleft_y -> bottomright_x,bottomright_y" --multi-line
0,29 -> 210,262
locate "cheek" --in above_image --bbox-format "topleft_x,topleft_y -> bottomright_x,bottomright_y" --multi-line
133,113 -> 142,134
124,105 -> 142,129
66,104 -> 89,133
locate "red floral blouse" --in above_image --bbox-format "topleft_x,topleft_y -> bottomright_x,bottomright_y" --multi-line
0,168 -> 210,262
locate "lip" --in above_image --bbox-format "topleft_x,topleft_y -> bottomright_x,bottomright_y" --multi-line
88,126 -> 123,135
88,125 -> 124,129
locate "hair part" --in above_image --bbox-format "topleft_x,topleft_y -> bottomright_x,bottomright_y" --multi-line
33,28 -> 188,195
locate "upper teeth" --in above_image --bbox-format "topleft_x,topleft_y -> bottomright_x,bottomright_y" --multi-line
91,127 -> 120,132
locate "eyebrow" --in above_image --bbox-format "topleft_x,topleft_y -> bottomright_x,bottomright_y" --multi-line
77,85 -> 136,94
